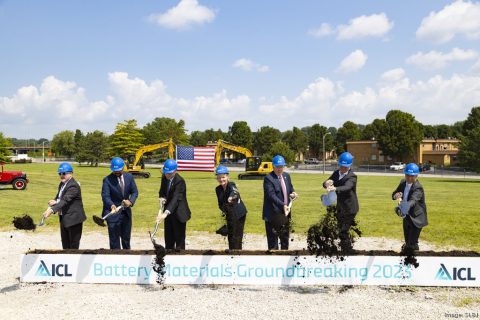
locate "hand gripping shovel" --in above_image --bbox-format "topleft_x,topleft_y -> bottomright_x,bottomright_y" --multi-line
92,206 -> 124,227
37,206 -> 53,227
149,203 -> 166,255
149,202 -> 164,245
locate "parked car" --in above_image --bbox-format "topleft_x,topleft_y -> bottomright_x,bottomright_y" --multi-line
0,162 -> 29,190
304,158 -> 320,165
419,163 -> 432,172
389,162 -> 405,171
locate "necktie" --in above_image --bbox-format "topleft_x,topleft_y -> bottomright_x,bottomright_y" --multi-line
118,176 -> 125,196
167,179 -> 173,194
279,175 -> 288,205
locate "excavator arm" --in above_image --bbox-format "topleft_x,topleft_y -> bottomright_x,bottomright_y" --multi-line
214,140 -> 253,165
125,138 -> 175,178
131,138 -> 174,168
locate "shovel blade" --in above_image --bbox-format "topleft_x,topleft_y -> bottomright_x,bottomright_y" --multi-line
92,215 -> 106,227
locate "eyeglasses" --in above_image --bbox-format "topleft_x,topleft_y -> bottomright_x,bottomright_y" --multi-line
58,172 -> 71,176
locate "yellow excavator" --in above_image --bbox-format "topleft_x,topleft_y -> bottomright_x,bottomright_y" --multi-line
212,140 -> 273,180
124,138 -> 175,178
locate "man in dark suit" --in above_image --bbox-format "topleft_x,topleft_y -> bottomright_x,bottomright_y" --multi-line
323,152 -> 359,252
262,155 -> 297,250
392,163 -> 428,252
156,159 -> 191,250
43,162 -> 87,249
101,157 -> 138,249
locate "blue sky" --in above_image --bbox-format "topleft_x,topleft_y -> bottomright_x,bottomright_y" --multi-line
1,0 -> 480,139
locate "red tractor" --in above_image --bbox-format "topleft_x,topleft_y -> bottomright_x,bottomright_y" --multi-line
0,162 -> 29,190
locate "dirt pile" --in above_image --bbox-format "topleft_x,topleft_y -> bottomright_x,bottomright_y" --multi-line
151,241 -> 166,284
12,215 -> 36,231
307,205 -> 361,259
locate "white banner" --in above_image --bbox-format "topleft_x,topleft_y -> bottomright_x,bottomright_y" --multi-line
20,254 -> 480,287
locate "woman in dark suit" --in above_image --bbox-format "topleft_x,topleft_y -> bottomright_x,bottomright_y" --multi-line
215,165 -> 247,250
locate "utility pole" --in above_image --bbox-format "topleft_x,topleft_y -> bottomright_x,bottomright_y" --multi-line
323,132 -> 331,175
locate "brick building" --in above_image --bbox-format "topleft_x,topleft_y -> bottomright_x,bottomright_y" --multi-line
346,138 -> 460,166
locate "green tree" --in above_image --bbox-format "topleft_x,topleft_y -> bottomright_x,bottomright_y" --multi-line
189,131 -> 207,146
73,129 -> 88,164
422,125 -> 437,139
51,130 -> 75,157
84,130 -> 109,166
0,132 -> 12,162
435,124 -> 453,139
228,121 -> 253,149
109,119 -> 144,157
458,107 -> 480,172
263,141 -> 295,164
204,128 -> 225,143
253,126 -> 282,155
282,127 -> 308,161
451,121 -> 464,138
362,119 -> 386,140
376,110 -> 423,161
305,124 -> 333,158
142,117 -> 189,145
335,121 -> 362,154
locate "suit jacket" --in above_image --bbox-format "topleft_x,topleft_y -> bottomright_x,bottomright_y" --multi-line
392,179 -> 428,228
159,173 -> 191,223
262,171 -> 294,221
323,170 -> 359,216
101,172 -> 138,223
216,181 -> 247,220
51,177 -> 87,228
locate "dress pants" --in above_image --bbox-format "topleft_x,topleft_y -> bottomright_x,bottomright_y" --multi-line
60,219 -> 83,249
265,220 -> 289,250
164,214 -> 186,250
107,213 -> 132,249
403,216 -> 422,250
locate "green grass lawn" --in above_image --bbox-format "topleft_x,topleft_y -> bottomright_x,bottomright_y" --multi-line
1,163 -> 479,251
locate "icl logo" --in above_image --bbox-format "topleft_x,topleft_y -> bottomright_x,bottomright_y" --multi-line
35,260 -> 73,277
435,263 -> 476,281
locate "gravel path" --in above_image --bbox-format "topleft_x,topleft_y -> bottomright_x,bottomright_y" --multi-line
1,230 -> 478,320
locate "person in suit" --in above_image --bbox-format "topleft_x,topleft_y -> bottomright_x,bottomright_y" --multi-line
262,155 -> 297,250
392,163 -> 428,252
323,152 -> 359,252
214,165 -> 247,250
156,159 -> 191,250
101,157 -> 138,249
42,162 -> 87,249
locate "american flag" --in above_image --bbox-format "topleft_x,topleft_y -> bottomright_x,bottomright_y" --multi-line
176,145 -> 216,172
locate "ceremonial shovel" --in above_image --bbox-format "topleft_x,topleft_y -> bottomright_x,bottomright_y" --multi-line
92,206 -> 124,227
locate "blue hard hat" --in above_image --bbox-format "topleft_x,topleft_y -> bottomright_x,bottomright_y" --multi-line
404,163 -> 419,176
272,155 -> 286,167
215,165 -> 229,175
58,162 -> 73,174
163,159 -> 178,174
321,191 -> 337,206
110,157 -> 125,172
338,152 -> 353,167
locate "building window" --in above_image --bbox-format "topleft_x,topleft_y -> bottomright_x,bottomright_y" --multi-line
371,155 -> 377,160
371,143 -> 377,148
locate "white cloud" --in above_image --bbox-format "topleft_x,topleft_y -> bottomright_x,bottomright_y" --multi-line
472,58 -> 480,74
2,71 -> 480,138
308,23 -> 333,38
233,58 -> 270,73
337,13 -> 393,40
336,50 -> 368,73
380,68 -> 406,82
310,13 -> 393,40
148,0 -> 216,30
416,0 -> 480,44
406,48 -> 478,70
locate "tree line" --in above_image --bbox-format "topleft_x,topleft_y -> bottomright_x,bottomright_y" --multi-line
1,107 -> 479,171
